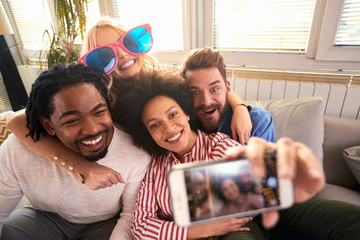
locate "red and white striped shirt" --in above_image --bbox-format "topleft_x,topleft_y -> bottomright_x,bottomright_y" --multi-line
131,130 -> 240,240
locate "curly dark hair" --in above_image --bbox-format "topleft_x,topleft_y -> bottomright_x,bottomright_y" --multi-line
26,63 -> 110,142
113,70 -> 198,157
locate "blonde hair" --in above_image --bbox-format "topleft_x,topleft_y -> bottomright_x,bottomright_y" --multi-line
83,18 -> 159,108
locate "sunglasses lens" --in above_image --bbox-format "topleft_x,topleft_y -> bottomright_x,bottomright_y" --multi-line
123,27 -> 152,54
85,47 -> 116,74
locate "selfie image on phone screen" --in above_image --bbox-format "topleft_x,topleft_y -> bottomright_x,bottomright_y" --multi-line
184,153 -> 280,222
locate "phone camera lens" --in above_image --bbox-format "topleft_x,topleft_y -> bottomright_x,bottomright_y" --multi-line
267,176 -> 277,188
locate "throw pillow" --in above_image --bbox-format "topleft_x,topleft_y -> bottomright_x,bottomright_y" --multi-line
248,96 -> 325,165
0,111 -> 16,145
343,146 -> 360,184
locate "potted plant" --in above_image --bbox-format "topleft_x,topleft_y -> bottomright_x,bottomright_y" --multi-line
39,0 -> 89,69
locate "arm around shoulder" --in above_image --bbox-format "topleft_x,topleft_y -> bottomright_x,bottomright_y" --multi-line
227,91 -> 252,144
7,111 -> 94,181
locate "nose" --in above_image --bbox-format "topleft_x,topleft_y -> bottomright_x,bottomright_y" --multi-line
116,46 -> 128,59
200,92 -> 212,106
162,120 -> 174,133
81,117 -> 101,136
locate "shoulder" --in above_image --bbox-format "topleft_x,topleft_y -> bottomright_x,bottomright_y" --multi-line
1,134 -> 29,154
112,127 -> 143,151
249,105 -> 273,124
0,134 -> 39,166
110,127 -> 151,163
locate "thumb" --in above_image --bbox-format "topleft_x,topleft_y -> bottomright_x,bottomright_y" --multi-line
262,211 -> 279,229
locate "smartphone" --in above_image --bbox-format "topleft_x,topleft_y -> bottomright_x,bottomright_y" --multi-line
168,151 -> 294,227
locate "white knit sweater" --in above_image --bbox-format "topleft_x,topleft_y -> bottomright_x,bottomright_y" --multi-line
0,127 -> 150,239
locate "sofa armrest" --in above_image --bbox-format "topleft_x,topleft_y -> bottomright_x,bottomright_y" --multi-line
323,116 -> 360,190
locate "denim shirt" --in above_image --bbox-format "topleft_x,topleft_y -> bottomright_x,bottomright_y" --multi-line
218,104 -> 275,143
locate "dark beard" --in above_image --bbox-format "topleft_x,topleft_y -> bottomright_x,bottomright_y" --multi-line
198,118 -> 219,134
75,130 -> 109,162
197,106 -> 227,134
84,147 -> 108,162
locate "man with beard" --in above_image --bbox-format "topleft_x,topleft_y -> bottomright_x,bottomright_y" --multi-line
181,47 -> 274,143
0,64 -> 150,239
180,48 -> 360,239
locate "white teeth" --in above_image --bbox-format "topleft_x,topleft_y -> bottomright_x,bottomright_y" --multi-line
167,132 -> 181,142
121,60 -> 134,69
82,135 -> 102,146
204,108 -> 215,113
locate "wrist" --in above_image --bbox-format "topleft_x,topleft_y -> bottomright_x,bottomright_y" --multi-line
80,162 -> 98,183
233,103 -> 252,112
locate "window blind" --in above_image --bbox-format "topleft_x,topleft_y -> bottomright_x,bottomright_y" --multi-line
335,0 -> 360,46
213,0 -> 316,52
6,0 -> 52,51
5,0 -> 100,53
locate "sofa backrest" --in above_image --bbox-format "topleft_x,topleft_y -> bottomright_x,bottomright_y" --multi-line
248,96 -> 325,164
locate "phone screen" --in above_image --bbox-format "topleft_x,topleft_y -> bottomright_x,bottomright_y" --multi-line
183,152 -> 279,222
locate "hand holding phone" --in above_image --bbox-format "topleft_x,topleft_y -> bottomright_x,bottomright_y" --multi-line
168,150 -> 294,227
226,137 -> 326,229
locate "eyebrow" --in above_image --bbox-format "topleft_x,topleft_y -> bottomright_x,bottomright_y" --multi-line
58,103 -> 107,121
146,105 -> 177,125
189,80 -> 222,89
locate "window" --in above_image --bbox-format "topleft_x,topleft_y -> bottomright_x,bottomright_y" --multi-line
5,0 -> 100,59
207,0 -> 359,70
335,0 -> 360,46
316,0 -> 360,61
112,0 -> 183,52
213,0 -> 316,53
5,0 -> 53,58
4,0 -> 360,70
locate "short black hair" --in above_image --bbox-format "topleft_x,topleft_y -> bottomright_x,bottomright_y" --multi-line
26,63 -> 110,141
113,70 -> 198,157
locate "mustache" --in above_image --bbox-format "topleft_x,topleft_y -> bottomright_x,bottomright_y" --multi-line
195,103 -> 220,112
75,129 -> 108,144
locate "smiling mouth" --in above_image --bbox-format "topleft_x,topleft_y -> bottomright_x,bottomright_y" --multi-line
82,135 -> 102,146
201,108 -> 216,115
119,60 -> 135,69
166,131 -> 182,143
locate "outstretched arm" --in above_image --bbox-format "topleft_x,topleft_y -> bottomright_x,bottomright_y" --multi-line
225,137 -> 325,229
228,91 -> 252,145
7,111 -> 124,190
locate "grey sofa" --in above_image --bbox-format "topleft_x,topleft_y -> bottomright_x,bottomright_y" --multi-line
249,96 -> 360,240
317,116 -> 360,205
250,96 -> 360,205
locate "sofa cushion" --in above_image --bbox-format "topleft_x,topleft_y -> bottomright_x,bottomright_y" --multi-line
343,146 -> 360,185
248,97 -> 324,164
0,111 -> 16,145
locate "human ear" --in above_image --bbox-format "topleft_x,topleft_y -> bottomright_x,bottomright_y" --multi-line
226,81 -> 231,92
40,117 -> 56,136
